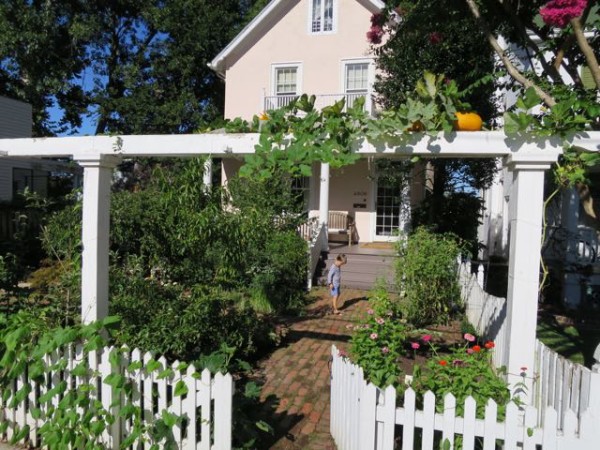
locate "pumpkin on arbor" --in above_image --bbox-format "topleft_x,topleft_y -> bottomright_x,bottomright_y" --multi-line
454,112 -> 482,131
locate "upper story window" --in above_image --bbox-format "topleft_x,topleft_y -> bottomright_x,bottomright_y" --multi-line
310,0 -> 336,34
275,66 -> 298,96
345,62 -> 369,93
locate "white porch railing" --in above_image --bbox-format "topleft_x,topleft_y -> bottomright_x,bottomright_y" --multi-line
263,92 -> 373,114
0,345 -> 233,449
330,345 -> 600,450
307,221 -> 327,289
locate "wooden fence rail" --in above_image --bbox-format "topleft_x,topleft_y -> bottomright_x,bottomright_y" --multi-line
330,345 -> 600,450
0,345 -> 233,449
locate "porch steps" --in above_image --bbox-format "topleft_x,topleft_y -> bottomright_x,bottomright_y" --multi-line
314,244 -> 398,291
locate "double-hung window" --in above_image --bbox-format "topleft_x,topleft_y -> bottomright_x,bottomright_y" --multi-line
275,66 -> 298,96
344,63 -> 369,94
270,64 -> 302,109
343,61 -> 371,110
310,0 -> 335,34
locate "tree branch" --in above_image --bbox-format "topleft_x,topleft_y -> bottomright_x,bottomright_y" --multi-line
570,17 -> 600,90
464,0 -> 556,107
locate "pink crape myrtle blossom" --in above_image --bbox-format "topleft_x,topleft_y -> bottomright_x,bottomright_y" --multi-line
540,0 -> 587,28
464,333 -> 476,342
367,25 -> 384,45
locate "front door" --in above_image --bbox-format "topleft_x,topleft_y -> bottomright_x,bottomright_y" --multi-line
373,163 -> 410,242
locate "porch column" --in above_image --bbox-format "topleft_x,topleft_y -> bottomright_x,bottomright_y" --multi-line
504,151 -> 559,402
203,157 -> 212,192
319,162 -> 330,227
75,154 -> 121,324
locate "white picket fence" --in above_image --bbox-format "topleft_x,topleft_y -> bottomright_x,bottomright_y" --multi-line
459,259 -> 508,370
534,339 -> 593,429
0,345 -> 233,449
330,345 -> 600,450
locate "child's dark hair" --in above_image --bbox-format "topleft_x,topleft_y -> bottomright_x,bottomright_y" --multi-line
336,254 -> 347,263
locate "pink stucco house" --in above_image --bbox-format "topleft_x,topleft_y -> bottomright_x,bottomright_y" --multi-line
209,0 -> 428,244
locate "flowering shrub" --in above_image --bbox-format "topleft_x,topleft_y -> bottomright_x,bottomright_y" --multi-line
540,0 -> 587,28
409,333 -> 510,419
349,290 -> 411,388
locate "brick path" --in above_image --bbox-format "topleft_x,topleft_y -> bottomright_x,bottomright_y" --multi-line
255,288 -> 370,449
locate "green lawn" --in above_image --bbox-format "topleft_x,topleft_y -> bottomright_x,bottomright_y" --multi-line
536,320 -> 600,367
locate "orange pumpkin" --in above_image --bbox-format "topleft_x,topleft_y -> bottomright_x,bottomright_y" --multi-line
454,112 -> 482,131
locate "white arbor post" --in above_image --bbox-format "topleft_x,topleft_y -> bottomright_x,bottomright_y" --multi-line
319,162 -> 330,228
504,152 -> 559,401
76,154 -> 121,324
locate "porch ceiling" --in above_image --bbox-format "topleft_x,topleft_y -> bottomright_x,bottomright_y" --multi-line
1,131 -> 599,159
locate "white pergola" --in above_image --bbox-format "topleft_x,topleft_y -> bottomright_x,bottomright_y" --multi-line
2,130 -> 600,399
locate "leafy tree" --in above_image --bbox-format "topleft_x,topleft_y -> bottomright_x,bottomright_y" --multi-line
373,1 -> 499,245
0,0 -> 265,136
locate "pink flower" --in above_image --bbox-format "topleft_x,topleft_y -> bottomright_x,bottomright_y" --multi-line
338,350 -> 348,358
376,317 -> 385,325
428,32 -> 443,45
367,309 -> 374,315
422,334 -> 432,342
540,0 -> 587,28
520,366 -> 528,372
411,342 -> 420,350
464,333 -> 476,342
466,348 -> 474,354
366,25 -> 383,44
381,346 -> 390,354
370,333 -> 378,340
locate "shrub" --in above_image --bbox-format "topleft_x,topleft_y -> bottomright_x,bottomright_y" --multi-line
349,288 -> 411,388
395,227 -> 464,327
409,333 -> 510,418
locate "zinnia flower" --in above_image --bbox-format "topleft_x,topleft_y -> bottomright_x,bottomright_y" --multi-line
381,346 -> 390,354
453,359 -> 465,367
376,317 -> 385,325
439,360 -> 448,366
466,348 -> 474,354
485,341 -> 495,349
473,345 -> 481,352
422,334 -> 432,342
464,333 -> 476,342
411,342 -> 420,350
370,333 -> 378,340
540,0 -> 587,28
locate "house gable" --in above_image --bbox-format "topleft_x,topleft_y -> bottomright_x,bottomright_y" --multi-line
211,0 -> 384,119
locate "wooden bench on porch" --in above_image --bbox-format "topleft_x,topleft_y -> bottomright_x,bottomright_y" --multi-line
328,211 -> 355,246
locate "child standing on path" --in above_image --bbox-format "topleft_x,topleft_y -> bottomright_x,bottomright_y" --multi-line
327,254 -> 347,315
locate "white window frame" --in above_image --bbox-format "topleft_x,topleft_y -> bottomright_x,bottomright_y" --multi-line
307,0 -> 338,35
340,58 -> 374,94
271,63 -> 303,97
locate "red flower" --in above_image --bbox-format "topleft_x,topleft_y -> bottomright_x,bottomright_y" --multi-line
370,13 -> 385,27
428,32 -> 443,45
439,360 -> 448,366
366,25 -> 383,44
472,345 -> 481,352
485,341 -> 495,349
540,0 -> 587,28
520,366 -> 528,372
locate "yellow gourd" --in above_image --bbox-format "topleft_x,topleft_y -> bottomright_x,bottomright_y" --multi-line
455,112 -> 482,131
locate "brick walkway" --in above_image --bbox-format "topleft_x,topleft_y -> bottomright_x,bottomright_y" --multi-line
255,288 -> 370,449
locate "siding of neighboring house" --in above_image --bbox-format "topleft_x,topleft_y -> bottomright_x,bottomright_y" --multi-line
0,96 -> 32,138
223,0 -> 376,119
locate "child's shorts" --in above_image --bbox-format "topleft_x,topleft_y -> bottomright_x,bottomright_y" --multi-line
330,286 -> 341,296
